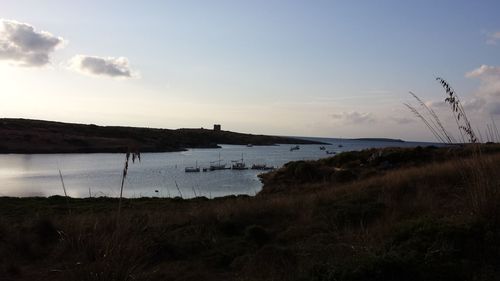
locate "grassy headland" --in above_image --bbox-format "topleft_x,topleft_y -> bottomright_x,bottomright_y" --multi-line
0,118 -> 323,153
1,145 -> 500,280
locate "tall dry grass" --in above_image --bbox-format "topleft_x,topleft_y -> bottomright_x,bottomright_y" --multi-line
458,154 -> 499,217
58,169 -> 71,215
407,78 -> 500,218
2,150 -> 500,280
118,150 -> 141,221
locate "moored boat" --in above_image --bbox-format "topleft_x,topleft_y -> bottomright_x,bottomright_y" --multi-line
209,153 -> 227,171
185,161 -> 201,172
209,164 -> 227,171
232,153 -> 248,170
185,167 -> 200,172
232,162 -> 247,170
251,164 -> 275,170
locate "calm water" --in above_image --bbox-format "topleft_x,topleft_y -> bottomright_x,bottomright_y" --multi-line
0,138 -> 437,198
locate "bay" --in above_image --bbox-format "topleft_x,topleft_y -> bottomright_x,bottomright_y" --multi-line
0,138 -> 439,198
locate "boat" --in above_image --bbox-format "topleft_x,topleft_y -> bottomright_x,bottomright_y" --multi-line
326,151 -> 336,155
209,162 -> 226,171
185,167 -> 200,172
185,161 -> 200,172
290,145 -> 300,151
232,154 -> 248,170
247,144 -> 253,147
209,153 -> 227,171
319,146 -> 326,150
338,144 -> 343,148
251,164 -> 275,170
232,162 -> 247,170
251,164 -> 266,170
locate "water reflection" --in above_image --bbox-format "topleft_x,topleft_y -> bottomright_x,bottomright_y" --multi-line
0,139 -> 438,198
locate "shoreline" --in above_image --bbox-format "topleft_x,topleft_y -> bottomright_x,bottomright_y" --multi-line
0,118 -> 325,154
1,145 -> 499,280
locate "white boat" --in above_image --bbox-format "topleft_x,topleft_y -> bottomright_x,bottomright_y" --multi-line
232,162 -> 247,170
232,153 -> 248,170
290,145 -> 300,151
185,161 -> 201,172
209,153 -> 227,171
209,162 -> 226,171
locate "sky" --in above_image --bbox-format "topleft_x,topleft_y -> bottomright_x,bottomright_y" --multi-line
1,0 -> 500,141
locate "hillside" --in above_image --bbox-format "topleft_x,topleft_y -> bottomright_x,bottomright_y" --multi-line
259,144 -> 500,194
0,118 -> 323,153
1,145 -> 499,280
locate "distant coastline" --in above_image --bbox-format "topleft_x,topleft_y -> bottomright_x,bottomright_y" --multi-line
291,136 -> 406,144
350,137 -> 405,142
0,118 -> 325,154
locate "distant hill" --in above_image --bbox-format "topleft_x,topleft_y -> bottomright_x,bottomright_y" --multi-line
350,137 -> 405,142
0,118 -> 324,154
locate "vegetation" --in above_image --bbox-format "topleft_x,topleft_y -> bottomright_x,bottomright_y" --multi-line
260,144 -> 500,194
2,79 -> 499,280
406,78 -> 499,145
1,145 -> 500,281
0,118 -> 323,153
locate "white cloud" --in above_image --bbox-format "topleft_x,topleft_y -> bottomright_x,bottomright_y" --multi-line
390,116 -> 416,125
462,97 -> 486,112
464,65 -> 500,115
425,100 -> 447,109
68,55 -> 137,78
0,19 -> 65,66
465,64 -> 500,80
426,65 -> 500,116
331,111 -> 376,124
486,31 -> 500,45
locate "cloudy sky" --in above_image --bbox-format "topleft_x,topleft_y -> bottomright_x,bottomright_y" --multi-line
1,0 -> 500,141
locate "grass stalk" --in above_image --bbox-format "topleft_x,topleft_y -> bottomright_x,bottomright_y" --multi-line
118,150 -> 140,221
436,77 -> 478,143
175,180 -> 183,198
404,103 -> 446,143
58,169 -> 71,214
492,116 -> 500,142
409,91 -> 454,143
192,185 -> 197,198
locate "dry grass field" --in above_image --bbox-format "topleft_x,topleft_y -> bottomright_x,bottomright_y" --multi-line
1,145 -> 499,280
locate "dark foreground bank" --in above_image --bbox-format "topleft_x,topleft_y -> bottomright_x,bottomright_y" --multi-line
0,118 -> 323,153
1,145 -> 500,281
